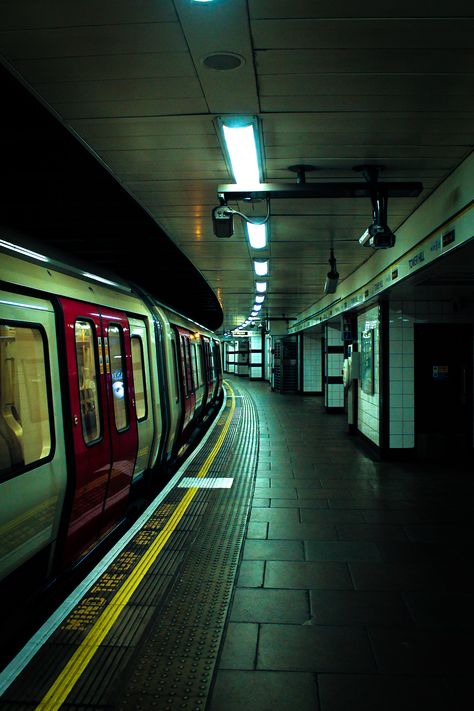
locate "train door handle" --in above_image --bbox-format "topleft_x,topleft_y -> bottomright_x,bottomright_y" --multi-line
73,415 -> 79,426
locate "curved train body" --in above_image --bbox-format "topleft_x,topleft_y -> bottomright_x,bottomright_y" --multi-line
0,238 -> 223,584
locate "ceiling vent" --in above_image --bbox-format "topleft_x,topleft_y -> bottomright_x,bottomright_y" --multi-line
202,52 -> 245,71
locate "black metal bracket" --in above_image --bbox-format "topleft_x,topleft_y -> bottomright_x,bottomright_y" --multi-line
217,164 -> 422,202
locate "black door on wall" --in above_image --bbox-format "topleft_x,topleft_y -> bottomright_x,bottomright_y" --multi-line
415,323 -> 473,460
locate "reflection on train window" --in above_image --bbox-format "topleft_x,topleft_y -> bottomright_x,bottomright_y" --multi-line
190,341 -> 199,389
131,336 -> 147,421
185,338 -> 193,394
171,339 -> 180,403
108,324 -> 129,431
75,320 -> 101,444
195,342 -> 203,387
0,323 -> 52,477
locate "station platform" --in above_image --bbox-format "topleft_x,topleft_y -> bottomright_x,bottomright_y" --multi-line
0,376 -> 473,711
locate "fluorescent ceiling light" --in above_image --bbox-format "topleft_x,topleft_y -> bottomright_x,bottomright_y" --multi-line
0,239 -> 49,262
251,310 -> 258,316
255,295 -> 265,303
247,223 -> 267,249
253,259 -> 268,276
256,281 -> 267,293
253,304 -> 262,311
221,121 -> 260,184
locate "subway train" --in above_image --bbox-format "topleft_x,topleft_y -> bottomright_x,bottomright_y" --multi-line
0,236 -> 223,586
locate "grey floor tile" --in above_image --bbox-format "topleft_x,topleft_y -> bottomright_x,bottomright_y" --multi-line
404,524 -> 474,542
336,524 -> 409,541
350,561 -> 473,592
375,540 -> 471,563
305,540 -> 381,562
243,540 -> 305,561
271,498 -> 329,509
230,588 -> 309,623
402,591 -> 474,629
310,590 -> 412,626
237,560 -> 265,588
258,624 -> 376,673
265,561 -> 353,590
210,670 -> 319,711
368,627 -> 472,674
218,623 -> 258,670
250,507 -> 300,524
268,522 -> 337,540
318,673 -> 447,711
252,498 -> 270,507
301,509 -> 365,524
349,561 -> 437,591
246,522 -> 268,539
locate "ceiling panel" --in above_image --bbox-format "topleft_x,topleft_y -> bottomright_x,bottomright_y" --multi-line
0,0 -> 472,331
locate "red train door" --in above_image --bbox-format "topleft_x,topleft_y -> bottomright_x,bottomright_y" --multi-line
176,328 -> 196,437
59,298 -> 137,564
100,307 -> 138,532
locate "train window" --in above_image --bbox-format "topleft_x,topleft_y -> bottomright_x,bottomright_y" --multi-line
182,336 -> 193,395
107,324 -> 129,432
190,341 -> 199,388
195,341 -> 203,387
209,346 -> 215,379
131,336 -> 147,421
0,323 -> 52,478
75,320 -> 101,444
213,341 -> 222,376
171,338 -> 180,403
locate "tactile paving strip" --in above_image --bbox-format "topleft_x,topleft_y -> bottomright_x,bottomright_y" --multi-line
0,381 -> 259,711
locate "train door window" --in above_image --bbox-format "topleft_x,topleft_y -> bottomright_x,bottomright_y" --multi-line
196,342 -> 203,386
209,346 -> 215,379
182,336 -> 193,395
107,324 -> 129,432
75,320 -> 101,445
131,336 -> 147,421
191,341 -> 199,388
0,324 -> 52,477
213,341 -> 222,376
171,338 -> 180,403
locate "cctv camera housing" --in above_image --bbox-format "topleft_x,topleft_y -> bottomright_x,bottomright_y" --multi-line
212,205 -> 234,238
368,223 -> 395,249
324,270 -> 339,294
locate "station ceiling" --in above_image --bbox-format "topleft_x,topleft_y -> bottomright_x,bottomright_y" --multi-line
0,0 -> 473,332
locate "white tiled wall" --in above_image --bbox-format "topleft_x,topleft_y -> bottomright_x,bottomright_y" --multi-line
303,333 -> 322,392
250,333 -> 263,379
325,324 -> 344,408
389,300 -> 474,449
357,305 -> 380,445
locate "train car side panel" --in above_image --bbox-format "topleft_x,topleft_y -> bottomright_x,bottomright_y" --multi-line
0,291 -> 67,581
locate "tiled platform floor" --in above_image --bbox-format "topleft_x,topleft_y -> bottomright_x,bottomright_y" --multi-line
209,377 -> 474,711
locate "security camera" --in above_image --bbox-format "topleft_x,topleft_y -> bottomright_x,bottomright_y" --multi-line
212,205 -> 233,238
359,224 -> 395,249
324,273 -> 339,294
324,249 -> 339,294
368,223 -> 395,249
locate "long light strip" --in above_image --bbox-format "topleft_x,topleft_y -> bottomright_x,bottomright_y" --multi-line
256,281 -> 267,293
221,122 -> 261,184
255,295 -> 265,304
247,223 -> 267,249
253,259 -> 268,276
0,239 -> 49,262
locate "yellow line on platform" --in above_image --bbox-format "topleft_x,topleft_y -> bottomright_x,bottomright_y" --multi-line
36,384 -> 236,711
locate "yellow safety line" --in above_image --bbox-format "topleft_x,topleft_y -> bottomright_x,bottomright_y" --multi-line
36,383 -> 236,711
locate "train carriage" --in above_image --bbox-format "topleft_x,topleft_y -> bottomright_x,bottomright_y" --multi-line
0,236 -> 222,584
